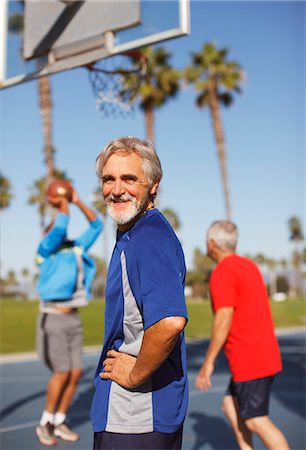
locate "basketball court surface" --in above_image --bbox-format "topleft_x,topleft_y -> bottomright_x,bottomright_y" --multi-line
0,330 -> 305,450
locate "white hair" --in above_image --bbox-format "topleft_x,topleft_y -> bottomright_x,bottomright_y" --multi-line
207,220 -> 238,252
96,136 -> 163,186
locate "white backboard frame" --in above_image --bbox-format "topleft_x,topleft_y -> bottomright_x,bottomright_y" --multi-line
0,0 -> 190,90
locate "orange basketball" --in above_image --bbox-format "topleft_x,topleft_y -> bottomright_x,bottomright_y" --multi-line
46,180 -> 73,201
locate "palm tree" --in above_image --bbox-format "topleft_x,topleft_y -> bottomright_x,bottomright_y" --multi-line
251,253 -> 277,297
28,171 -> 71,231
122,47 -> 181,142
161,208 -> 181,231
92,187 -> 108,218
8,6 -> 55,182
279,258 -> 288,271
265,257 -> 277,298
185,42 -> 244,220
288,216 -> 304,242
288,216 -> 304,297
188,247 -> 215,298
252,253 -> 268,286
253,253 -> 266,271
0,173 -> 13,210
279,258 -> 289,291
38,73 -> 55,181
21,268 -> 30,280
6,270 -> 17,288
28,178 -> 49,231
21,268 -> 31,291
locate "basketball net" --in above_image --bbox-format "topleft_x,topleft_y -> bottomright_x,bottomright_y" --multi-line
85,51 -> 147,118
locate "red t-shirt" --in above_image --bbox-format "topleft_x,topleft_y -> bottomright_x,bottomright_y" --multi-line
210,254 -> 282,382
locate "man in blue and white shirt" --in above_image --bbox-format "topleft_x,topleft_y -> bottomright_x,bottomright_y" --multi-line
91,137 -> 188,450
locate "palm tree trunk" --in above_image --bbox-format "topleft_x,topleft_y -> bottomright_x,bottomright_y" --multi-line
145,106 -> 154,143
38,76 -> 55,182
208,81 -> 232,220
269,267 -> 277,297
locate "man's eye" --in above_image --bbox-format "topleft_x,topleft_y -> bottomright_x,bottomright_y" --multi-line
124,178 -> 136,185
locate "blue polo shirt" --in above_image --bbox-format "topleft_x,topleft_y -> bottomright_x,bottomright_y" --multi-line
91,209 -> 188,434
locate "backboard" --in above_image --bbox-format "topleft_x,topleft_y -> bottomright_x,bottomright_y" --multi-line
0,0 -> 190,90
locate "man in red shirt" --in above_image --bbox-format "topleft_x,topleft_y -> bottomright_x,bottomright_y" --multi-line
196,220 -> 290,450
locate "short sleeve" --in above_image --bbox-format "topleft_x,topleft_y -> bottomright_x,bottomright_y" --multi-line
138,236 -> 187,330
210,265 -> 238,311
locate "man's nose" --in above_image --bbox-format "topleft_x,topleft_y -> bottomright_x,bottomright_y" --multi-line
112,179 -> 125,196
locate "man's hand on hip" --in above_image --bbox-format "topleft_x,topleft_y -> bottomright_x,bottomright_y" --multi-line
100,350 -> 137,389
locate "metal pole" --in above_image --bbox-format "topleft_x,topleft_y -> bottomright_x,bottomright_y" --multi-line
0,0 -> 8,84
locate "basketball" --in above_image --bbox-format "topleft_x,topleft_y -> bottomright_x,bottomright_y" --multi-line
46,180 -> 73,201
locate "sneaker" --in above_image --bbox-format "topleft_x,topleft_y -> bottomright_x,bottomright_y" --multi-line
54,422 -> 80,442
36,423 -> 58,446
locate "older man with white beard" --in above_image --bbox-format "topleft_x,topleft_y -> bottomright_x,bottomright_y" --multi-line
90,136 -> 188,450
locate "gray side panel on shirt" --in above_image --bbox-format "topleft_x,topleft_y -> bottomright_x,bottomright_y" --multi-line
105,251 -> 153,433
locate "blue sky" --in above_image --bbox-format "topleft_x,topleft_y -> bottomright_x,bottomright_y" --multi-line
0,1 -> 304,279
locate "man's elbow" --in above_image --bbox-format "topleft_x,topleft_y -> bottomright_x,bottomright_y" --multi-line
166,316 -> 187,335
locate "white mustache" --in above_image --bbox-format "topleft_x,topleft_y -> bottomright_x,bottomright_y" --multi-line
105,194 -> 135,204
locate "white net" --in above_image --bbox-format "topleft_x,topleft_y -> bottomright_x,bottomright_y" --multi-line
86,53 -> 146,118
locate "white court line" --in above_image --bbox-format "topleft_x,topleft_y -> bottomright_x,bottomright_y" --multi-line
0,421 -> 38,433
0,392 -> 219,434
1,388 -> 303,434
0,377 -> 48,383
0,376 -> 93,383
0,412 -> 88,434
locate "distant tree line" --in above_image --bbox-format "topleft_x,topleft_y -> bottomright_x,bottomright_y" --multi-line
1,212 -> 304,301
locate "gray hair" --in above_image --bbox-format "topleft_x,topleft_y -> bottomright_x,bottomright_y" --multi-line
96,136 -> 163,186
207,220 -> 238,252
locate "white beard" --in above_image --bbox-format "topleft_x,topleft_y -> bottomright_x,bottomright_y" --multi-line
107,200 -> 139,225
105,190 -> 151,226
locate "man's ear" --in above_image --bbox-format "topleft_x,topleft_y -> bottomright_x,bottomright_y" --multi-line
207,238 -> 219,255
210,239 -> 219,251
150,182 -> 159,196
207,239 -> 214,252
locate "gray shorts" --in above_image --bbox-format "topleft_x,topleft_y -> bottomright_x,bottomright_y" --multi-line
36,312 -> 83,372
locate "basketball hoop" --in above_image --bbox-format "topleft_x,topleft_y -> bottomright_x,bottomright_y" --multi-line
85,51 -> 147,118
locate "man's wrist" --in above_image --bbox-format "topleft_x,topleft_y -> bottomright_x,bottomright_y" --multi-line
72,199 -> 82,206
204,355 -> 216,365
59,200 -> 69,213
128,369 -> 144,388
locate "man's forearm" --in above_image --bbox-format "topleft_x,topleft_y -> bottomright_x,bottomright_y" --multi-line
205,307 -> 233,364
75,199 -> 97,222
129,316 -> 186,386
195,307 -> 233,390
101,316 -> 187,388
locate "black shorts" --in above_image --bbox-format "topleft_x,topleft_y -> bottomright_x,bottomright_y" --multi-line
226,375 -> 275,419
93,427 -> 183,450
